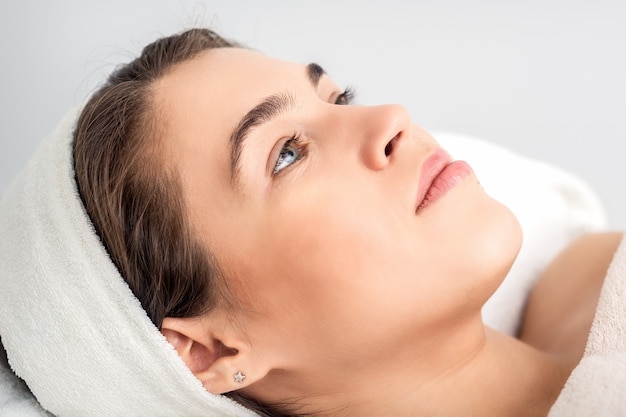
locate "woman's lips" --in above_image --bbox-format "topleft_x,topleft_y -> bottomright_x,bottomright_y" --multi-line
416,150 -> 473,213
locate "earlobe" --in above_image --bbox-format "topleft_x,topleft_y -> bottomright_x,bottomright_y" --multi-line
160,316 -> 265,394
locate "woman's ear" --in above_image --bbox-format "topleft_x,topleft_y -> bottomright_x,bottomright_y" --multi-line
161,314 -> 265,394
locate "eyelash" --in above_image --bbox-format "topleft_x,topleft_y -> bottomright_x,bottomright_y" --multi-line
335,86 -> 356,106
271,87 -> 356,176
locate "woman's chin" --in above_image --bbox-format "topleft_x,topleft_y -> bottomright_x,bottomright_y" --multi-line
476,197 -> 523,296
439,185 -> 523,303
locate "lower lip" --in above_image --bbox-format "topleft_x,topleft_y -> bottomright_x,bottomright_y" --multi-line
417,160 -> 473,212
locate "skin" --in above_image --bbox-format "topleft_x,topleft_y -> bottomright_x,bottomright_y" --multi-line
520,232 -> 623,361
156,47 -> 620,416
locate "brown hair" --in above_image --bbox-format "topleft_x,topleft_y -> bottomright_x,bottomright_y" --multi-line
73,28 -> 293,417
74,28 -> 234,328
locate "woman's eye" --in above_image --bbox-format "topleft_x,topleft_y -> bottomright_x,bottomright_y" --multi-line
273,136 -> 306,175
335,87 -> 355,105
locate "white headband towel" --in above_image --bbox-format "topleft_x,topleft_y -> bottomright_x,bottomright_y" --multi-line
0,108 -> 260,417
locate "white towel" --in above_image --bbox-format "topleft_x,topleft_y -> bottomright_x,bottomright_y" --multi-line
549,235 -> 626,416
0,345 -> 53,417
0,108 -> 259,417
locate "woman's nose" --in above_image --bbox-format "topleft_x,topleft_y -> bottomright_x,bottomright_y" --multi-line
356,104 -> 412,171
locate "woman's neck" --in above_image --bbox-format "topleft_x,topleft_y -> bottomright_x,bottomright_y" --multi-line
264,322 -> 573,417
356,327 -> 571,417
411,327 -> 571,417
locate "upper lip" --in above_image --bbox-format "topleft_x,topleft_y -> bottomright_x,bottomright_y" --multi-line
415,148 -> 452,211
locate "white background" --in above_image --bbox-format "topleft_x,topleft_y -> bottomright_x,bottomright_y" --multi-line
2,0 -> 625,228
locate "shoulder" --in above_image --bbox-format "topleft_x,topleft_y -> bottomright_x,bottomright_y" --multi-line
519,232 -> 623,363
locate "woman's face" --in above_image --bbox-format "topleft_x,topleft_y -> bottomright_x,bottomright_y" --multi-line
156,48 -> 521,372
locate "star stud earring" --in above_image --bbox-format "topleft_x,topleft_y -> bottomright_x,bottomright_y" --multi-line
233,371 -> 246,384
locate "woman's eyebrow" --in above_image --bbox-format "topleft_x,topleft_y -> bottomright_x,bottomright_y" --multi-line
305,62 -> 325,88
228,63 -> 325,185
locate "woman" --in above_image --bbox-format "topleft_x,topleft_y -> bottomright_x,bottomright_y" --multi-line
0,28 -> 623,416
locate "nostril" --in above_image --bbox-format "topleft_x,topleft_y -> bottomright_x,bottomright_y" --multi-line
384,141 -> 393,157
385,139 -> 393,156
385,133 -> 399,157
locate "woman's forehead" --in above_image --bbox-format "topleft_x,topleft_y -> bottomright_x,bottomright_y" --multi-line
154,48 -> 313,138
165,47 -> 308,90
